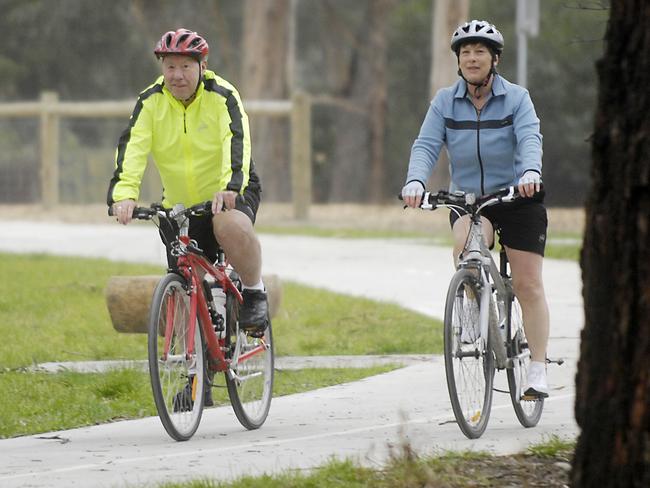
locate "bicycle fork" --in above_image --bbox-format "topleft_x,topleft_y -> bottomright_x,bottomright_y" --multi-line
478,266 -> 508,369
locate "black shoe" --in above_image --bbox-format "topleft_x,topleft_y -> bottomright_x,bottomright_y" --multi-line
173,377 -> 214,411
239,289 -> 269,336
204,372 -> 214,407
172,383 -> 194,412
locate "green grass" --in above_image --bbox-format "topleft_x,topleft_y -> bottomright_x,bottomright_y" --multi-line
0,365 -> 396,438
527,434 -> 575,459
0,253 -> 441,370
544,241 -> 581,261
0,252 -> 438,438
0,253 -> 159,369
154,439 -> 573,487
273,282 -> 442,356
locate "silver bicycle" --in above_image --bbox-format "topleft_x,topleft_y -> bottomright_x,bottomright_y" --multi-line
415,186 -> 552,439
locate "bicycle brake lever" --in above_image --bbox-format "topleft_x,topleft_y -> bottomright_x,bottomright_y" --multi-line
420,191 -> 435,210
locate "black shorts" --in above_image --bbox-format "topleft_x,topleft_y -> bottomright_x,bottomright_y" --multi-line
449,193 -> 548,256
160,181 -> 261,268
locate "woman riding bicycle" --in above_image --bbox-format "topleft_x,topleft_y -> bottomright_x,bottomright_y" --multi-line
401,20 -> 550,398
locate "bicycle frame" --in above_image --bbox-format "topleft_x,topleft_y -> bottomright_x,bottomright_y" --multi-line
162,232 -> 268,378
458,216 -> 508,358
430,188 -> 522,369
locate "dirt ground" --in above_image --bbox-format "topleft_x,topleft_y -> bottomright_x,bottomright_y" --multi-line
452,453 -> 572,487
0,202 -> 584,236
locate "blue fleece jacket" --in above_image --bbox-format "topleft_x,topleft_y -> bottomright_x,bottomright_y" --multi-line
406,75 -> 542,196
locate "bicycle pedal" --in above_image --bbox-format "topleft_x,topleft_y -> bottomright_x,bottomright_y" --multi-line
521,394 -> 541,401
521,391 -> 549,401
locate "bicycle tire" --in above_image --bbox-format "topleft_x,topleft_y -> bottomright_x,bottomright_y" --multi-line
225,288 -> 274,430
506,295 -> 544,427
443,268 -> 495,439
148,273 -> 206,441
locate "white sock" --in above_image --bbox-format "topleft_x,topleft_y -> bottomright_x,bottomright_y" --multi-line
242,279 -> 265,291
529,361 -> 546,372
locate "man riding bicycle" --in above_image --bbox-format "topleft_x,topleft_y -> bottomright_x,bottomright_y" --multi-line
107,28 -> 268,337
401,20 -> 550,398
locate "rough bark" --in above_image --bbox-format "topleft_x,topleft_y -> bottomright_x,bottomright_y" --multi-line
572,2 -> 650,487
325,0 -> 394,202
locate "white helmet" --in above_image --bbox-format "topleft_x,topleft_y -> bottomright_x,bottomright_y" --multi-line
450,20 -> 504,55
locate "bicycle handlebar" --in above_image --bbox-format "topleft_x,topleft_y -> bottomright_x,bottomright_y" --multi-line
108,201 -> 213,220
398,186 -> 543,213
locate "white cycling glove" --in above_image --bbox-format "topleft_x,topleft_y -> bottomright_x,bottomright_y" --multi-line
518,170 -> 541,186
401,181 -> 425,200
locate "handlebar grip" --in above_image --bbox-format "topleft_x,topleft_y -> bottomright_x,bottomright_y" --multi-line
108,205 -> 156,219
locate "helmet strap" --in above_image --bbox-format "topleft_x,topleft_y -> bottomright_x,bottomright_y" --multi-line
458,62 -> 497,99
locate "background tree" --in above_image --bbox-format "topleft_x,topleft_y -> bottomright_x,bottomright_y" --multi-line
572,1 -> 649,486
303,0 -> 395,203
425,0 -> 470,193
0,0 -> 610,206
241,0 -> 291,201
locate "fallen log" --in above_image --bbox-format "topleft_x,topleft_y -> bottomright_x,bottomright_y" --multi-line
105,274 -> 282,333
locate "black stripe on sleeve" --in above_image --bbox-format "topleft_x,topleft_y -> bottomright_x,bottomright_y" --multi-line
203,78 -> 245,192
106,84 -> 163,206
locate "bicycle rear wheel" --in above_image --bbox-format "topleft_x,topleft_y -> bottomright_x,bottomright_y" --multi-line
443,269 -> 495,439
148,273 -> 205,441
225,290 -> 274,430
506,295 -> 544,427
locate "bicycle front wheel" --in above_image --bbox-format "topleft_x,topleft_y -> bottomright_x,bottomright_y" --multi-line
148,273 -> 205,441
506,295 -> 544,427
443,269 -> 495,439
225,291 -> 274,430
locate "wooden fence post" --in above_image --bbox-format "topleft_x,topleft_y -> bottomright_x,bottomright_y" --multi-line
39,91 -> 59,206
290,92 -> 312,220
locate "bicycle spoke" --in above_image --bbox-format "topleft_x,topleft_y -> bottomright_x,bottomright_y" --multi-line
148,274 -> 205,441
507,296 -> 544,427
225,291 -> 274,430
444,270 -> 494,439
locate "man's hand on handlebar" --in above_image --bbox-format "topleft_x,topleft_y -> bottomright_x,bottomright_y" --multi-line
112,199 -> 136,225
212,190 -> 239,215
401,181 -> 425,209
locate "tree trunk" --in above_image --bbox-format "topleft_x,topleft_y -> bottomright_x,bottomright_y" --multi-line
241,0 -> 291,201
572,3 -> 650,487
427,0 -> 469,193
325,0 -> 394,202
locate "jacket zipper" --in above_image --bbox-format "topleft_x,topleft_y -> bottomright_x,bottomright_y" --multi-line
475,107 -> 485,195
183,112 -> 187,133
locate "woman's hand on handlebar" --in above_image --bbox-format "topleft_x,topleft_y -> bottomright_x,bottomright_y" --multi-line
518,171 -> 542,198
401,181 -> 425,208
112,199 -> 136,225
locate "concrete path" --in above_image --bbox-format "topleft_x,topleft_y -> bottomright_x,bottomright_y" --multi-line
0,220 -> 583,487
30,354 -> 434,373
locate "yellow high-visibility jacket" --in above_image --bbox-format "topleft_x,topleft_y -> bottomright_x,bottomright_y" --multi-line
107,70 -> 253,208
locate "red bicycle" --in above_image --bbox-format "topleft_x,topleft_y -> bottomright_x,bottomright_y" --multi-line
112,202 -> 274,441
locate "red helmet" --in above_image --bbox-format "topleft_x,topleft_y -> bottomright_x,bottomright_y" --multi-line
154,28 -> 209,61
